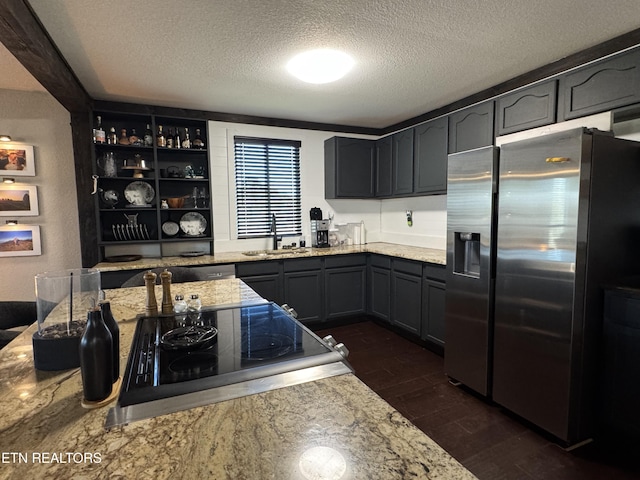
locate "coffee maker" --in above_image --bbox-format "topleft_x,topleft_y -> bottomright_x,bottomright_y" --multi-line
310,207 -> 330,248
311,220 -> 330,248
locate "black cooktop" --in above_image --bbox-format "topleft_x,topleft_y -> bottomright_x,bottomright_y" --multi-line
119,302 -> 333,407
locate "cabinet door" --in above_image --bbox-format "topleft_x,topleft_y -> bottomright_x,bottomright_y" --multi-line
284,270 -> 323,324
325,266 -> 366,319
497,81 -> 557,135
422,279 -> 446,348
369,266 -> 391,322
324,137 -> 375,198
392,129 -> 414,195
414,118 -> 448,194
559,48 -> 640,121
448,101 -> 495,153
392,271 -> 422,335
375,136 -> 392,197
241,274 -> 284,305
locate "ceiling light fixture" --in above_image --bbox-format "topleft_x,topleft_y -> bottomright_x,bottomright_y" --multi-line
5,220 -> 18,226
286,49 -> 354,84
0,135 -> 12,142
2,177 -> 15,184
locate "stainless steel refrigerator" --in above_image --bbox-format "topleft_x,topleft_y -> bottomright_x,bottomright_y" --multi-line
445,127 -> 640,445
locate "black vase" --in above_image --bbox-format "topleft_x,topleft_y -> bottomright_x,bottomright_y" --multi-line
79,308 -> 113,402
99,301 -> 120,383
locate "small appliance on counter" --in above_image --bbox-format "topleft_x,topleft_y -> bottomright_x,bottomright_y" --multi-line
309,207 -> 330,248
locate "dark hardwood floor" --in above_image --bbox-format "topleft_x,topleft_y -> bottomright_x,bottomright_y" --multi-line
315,320 -> 640,480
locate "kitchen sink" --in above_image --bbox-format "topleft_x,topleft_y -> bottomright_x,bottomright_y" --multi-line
242,249 -> 308,257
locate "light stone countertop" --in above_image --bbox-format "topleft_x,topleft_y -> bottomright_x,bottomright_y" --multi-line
94,241 -> 446,272
0,278 -> 475,480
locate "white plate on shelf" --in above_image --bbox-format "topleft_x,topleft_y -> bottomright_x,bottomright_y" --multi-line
162,221 -> 179,236
179,212 -> 207,236
124,181 -> 155,206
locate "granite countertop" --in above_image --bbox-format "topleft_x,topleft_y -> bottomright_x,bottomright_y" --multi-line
94,241 -> 446,272
0,278 -> 474,479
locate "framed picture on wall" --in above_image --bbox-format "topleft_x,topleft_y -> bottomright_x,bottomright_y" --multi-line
0,224 -> 41,257
0,185 -> 38,216
0,144 -> 35,176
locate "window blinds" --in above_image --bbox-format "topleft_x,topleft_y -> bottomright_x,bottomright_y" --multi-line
234,137 -> 302,238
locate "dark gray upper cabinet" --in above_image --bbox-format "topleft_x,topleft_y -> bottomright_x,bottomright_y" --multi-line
448,101 -> 495,153
413,118 -> 448,194
497,81 -> 557,136
559,48 -> 640,121
392,129 -> 414,195
375,136 -> 392,197
324,136 -> 375,199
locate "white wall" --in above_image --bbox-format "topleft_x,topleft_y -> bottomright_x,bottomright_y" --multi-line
208,121 -> 447,252
0,89 -> 81,301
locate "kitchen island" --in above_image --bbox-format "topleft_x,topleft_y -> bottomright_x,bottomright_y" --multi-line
0,278 -> 475,479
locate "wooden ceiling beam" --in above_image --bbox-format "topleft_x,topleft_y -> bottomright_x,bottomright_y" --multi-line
0,0 -> 91,113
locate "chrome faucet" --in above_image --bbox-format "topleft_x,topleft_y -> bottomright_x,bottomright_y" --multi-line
271,214 -> 278,250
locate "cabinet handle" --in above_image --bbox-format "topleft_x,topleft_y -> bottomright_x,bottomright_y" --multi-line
546,157 -> 570,163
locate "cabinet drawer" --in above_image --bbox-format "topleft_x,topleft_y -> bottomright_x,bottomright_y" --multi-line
393,258 -> 422,276
424,264 -> 446,282
325,254 -> 366,269
236,261 -> 280,276
283,257 -> 322,272
370,254 -> 391,269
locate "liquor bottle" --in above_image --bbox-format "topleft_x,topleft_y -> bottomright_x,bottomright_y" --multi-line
95,116 -> 106,144
166,128 -> 174,148
144,124 -> 153,147
193,128 -> 205,149
182,128 -> 192,149
79,307 -> 113,402
129,128 -> 141,146
99,300 -> 120,383
157,125 -> 166,147
174,127 -> 181,149
118,128 -> 129,145
107,127 -> 117,145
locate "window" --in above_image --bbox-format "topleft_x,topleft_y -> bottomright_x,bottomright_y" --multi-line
234,136 -> 302,239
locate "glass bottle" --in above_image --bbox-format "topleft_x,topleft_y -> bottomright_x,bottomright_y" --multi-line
79,307 -> 113,402
193,128 -> 205,149
174,127 -> 181,149
188,294 -> 201,312
99,300 -> 120,383
107,127 -> 118,145
182,128 -> 191,149
129,128 -> 141,146
166,128 -> 174,148
174,294 -> 188,313
157,125 -> 166,147
95,116 -> 106,144
118,128 -> 129,145
144,124 -> 153,147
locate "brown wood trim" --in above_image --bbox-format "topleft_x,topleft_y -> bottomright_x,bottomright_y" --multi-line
383,27 -> 640,134
70,111 -> 98,267
93,100 -> 381,136
0,0 -> 92,113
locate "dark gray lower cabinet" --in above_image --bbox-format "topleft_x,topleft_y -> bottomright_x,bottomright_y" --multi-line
369,266 -> 391,322
236,261 -> 284,305
284,270 -> 323,324
422,278 -> 446,347
325,266 -> 366,319
391,270 -> 422,335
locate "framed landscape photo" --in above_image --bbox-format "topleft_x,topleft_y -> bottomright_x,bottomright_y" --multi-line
0,224 -> 41,257
0,144 -> 35,176
0,184 -> 38,216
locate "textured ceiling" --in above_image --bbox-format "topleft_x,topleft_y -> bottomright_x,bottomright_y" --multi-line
4,0 -> 640,128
